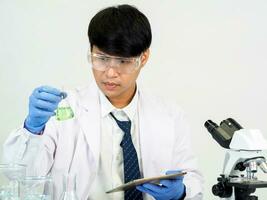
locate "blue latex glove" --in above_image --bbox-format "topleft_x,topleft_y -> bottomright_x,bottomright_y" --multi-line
136,170 -> 185,200
24,86 -> 66,134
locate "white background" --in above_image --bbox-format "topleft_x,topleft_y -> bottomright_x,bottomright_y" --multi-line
1,0 -> 267,199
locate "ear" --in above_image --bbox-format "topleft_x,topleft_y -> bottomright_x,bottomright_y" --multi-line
140,49 -> 150,68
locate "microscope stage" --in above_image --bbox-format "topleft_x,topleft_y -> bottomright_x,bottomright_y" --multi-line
228,180 -> 267,189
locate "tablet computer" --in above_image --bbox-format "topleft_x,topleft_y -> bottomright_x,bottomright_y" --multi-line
106,171 -> 186,193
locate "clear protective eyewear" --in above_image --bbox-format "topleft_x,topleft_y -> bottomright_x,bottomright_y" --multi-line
87,52 -> 142,74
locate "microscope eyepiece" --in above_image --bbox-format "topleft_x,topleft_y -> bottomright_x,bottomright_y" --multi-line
204,120 -> 219,133
204,118 -> 242,149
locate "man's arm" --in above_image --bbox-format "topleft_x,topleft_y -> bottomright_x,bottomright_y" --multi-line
3,119 -> 58,176
2,85 -> 63,176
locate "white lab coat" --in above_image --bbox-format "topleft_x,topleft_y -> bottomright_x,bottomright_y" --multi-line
3,82 -> 204,200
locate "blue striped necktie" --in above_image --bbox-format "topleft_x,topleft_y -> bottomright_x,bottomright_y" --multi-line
110,112 -> 143,200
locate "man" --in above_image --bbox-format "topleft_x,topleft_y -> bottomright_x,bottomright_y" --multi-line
3,4 -> 203,200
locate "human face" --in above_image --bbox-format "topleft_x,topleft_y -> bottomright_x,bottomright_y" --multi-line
90,46 -> 149,106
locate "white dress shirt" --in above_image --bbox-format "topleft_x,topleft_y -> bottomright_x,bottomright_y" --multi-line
88,88 -> 143,200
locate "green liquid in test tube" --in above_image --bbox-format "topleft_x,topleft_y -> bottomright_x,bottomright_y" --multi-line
56,90 -> 74,121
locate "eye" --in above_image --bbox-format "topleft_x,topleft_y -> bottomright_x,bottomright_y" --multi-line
119,59 -> 131,64
99,56 -> 108,61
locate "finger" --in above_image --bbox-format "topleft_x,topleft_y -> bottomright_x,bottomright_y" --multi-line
136,186 -> 158,196
136,186 -> 147,193
165,170 -> 184,180
166,170 -> 182,175
30,107 -> 55,118
141,183 -> 166,192
36,92 -> 62,103
34,99 -> 58,112
35,86 -> 62,97
160,179 -> 174,187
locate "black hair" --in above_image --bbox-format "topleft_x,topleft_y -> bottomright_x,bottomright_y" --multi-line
88,4 -> 152,57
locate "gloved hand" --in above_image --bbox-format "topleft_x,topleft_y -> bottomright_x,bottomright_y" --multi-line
136,170 -> 186,200
24,86 -> 66,134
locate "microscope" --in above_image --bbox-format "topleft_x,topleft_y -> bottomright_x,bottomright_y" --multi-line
204,118 -> 267,200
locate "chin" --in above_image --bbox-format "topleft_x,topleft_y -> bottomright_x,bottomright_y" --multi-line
101,88 -> 120,99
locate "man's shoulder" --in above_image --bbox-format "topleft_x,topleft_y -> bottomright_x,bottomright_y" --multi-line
139,89 -> 185,117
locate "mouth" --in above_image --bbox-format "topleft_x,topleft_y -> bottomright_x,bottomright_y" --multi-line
102,82 -> 119,91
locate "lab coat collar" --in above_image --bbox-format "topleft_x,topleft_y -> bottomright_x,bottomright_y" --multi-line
98,84 -> 139,122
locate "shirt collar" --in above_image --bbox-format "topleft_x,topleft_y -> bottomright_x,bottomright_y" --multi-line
99,85 -> 139,121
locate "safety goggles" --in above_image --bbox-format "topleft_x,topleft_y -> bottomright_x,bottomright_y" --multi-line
87,52 -> 142,74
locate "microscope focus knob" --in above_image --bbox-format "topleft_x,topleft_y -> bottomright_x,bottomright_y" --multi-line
212,183 -> 232,198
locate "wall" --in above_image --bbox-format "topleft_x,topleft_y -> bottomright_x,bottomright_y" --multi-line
0,0 -> 267,198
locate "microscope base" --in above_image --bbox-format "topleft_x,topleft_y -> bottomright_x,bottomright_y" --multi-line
228,181 -> 267,200
212,175 -> 267,200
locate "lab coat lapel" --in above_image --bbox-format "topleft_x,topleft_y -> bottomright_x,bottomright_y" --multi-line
138,90 -> 173,178
66,83 -> 101,199
77,83 -> 101,171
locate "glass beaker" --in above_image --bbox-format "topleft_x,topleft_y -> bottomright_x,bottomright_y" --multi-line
56,89 -> 74,121
0,163 -> 26,200
20,176 -> 53,200
59,174 -> 79,200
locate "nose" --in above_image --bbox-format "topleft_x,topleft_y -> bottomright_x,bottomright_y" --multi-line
105,65 -> 118,78
105,58 -> 119,78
